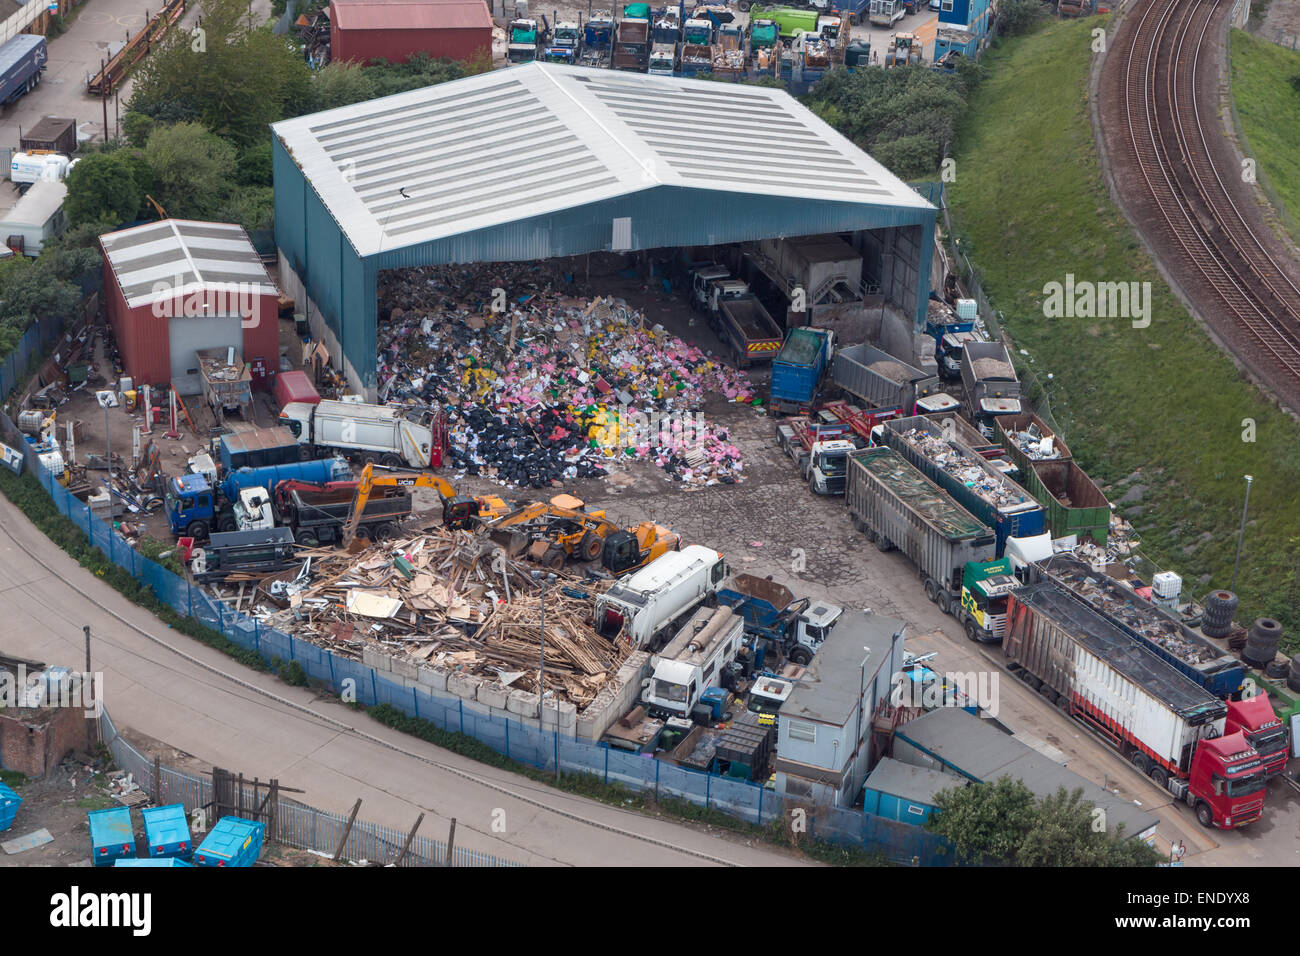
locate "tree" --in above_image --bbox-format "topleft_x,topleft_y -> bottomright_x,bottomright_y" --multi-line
927,776 -> 1165,866
304,61 -> 379,113
213,185 -> 275,235
143,122 -> 238,220
128,0 -> 311,147
0,258 -> 82,355
997,0 -> 1045,36
63,151 -> 150,227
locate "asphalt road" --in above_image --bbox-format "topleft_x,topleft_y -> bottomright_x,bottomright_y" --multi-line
0,490 -> 810,867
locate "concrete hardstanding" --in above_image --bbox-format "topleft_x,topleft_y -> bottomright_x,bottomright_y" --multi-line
846,446 -> 996,592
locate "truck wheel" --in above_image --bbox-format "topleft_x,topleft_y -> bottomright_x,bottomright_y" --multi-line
874,535 -> 892,552
580,531 -> 603,561
936,592 -> 952,615
380,454 -> 403,469
964,620 -> 980,643
924,579 -> 939,602
186,521 -> 209,540
1129,751 -> 1150,774
374,523 -> 397,540
1195,802 -> 1214,828
789,646 -> 813,666
1150,767 -> 1169,790
218,516 -> 237,533
864,528 -> 878,543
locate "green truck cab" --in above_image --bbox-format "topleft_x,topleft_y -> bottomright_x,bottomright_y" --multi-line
959,557 -> 1020,643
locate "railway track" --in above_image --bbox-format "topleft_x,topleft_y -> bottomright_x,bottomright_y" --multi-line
1118,0 -> 1300,383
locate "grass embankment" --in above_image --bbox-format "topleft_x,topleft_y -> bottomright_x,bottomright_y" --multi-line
948,19 -> 1300,652
1230,28 -> 1300,247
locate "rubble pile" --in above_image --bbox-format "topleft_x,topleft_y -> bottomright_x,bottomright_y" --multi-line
233,528 -> 625,706
971,356 -> 1015,380
375,266 -> 754,488
906,429 -> 1031,509
1007,422 -> 1062,461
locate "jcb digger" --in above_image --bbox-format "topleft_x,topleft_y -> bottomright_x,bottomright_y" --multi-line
339,463 -> 512,547
488,494 -> 681,575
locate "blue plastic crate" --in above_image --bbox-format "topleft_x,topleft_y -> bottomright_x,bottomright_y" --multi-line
141,804 -> 193,859
193,817 -> 265,868
88,806 -> 135,866
113,857 -> 192,867
0,782 -> 22,832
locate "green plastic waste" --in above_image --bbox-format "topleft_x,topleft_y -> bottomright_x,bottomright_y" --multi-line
624,2 -> 650,18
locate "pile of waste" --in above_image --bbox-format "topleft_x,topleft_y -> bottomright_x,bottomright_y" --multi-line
375,266 -> 754,488
233,528 -> 624,707
906,429 -> 1033,509
1006,422 -> 1063,461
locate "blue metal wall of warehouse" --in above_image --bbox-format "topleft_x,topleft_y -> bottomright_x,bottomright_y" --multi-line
860,788 -> 940,826
273,137 -> 936,394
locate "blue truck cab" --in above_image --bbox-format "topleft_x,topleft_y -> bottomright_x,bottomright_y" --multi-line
166,473 -> 218,539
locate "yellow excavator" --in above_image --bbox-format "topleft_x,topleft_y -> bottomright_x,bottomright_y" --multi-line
340,463 -> 512,547
489,494 -> 682,575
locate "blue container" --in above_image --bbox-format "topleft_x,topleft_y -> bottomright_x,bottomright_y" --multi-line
88,807 -> 135,866
219,456 -> 349,503
141,804 -> 193,859
0,782 -> 22,832
700,687 -> 729,721
114,857 -> 192,867
194,817 -> 265,868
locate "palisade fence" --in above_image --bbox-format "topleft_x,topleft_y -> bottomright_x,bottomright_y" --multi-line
0,404 -> 958,867
95,708 -> 514,867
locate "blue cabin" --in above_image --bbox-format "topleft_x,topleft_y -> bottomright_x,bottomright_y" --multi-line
859,757 -> 957,825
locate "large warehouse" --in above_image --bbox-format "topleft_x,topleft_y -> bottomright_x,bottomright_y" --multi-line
99,220 -> 281,394
270,62 -> 937,398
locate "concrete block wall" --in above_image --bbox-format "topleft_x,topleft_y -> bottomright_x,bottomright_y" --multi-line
576,651 -> 651,741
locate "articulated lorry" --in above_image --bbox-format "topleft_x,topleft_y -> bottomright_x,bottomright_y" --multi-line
641,606 -> 746,721
834,344 -> 939,412
847,446 -> 1015,642
166,457 -> 351,538
0,36 -> 46,108
279,399 -> 445,470
874,415 -> 1046,554
1005,582 -> 1270,830
594,544 -> 728,650
716,573 -> 840,665
1036,553 -> 1290,775
769,327 -> 834,414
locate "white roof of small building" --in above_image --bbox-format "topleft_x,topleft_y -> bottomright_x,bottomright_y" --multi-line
99,219 -> 279,309
0,181 -> 66,228
270,61 -> 932,258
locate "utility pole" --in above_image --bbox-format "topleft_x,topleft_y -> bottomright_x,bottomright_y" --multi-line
1230,475 -> 1254,593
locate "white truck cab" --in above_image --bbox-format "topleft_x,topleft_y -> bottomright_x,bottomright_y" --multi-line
805,438 -> 856,495
233,486 -> 276,531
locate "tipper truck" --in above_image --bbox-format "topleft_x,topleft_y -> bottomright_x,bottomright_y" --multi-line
582,9 -> 615,66
874,415 -> 1046,554
961,341 -> 1022,435
834,344 -> 939,411
708,282 -> 783,367
284,485 -> 412,546
279,399 -> 445,469
165,457 -> 350,538
716,573 -> 840,665
1005,582 -> 1269,830
641,606 -> 746,721
769,327 -> 834,414
846,447 -> 1011,642
594,544 -> 728,650
614,16 -> 650,70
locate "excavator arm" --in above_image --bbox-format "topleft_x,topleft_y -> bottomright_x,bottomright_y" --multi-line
340,463 -> 461,548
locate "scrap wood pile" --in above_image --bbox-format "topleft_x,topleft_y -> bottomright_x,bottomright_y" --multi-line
374,264 -> 754,489
234,527 -> 625,707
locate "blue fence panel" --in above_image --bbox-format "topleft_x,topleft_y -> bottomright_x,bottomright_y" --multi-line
660,762 -> 711,804
557,737 -> 605,779
708,774 -> 763,819
604,747 -> 656,790
258,626 -> 290,662
291,638 -> 331,683
412,687 -> 455,732
506,720 -> 548,768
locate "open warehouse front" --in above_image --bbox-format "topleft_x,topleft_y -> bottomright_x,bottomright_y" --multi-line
271,62 -> 936,400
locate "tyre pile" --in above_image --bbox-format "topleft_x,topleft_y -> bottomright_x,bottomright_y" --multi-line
376,265 -> 755,489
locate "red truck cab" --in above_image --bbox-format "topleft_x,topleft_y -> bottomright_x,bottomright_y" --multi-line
1187,732 -> 1268,829
1225,695 -> 1289,776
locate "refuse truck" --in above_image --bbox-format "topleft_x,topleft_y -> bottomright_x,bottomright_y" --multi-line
716,573 -> 841,665
1005,582 -> 1269,830
594,544 -> 728,650
279,399 -> 446,469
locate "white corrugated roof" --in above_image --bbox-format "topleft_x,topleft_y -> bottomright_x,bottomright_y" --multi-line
98,219 -> 279,309
271,62 -> 931,258
0,180 -> 66,227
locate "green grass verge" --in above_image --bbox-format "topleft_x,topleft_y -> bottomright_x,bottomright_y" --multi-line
0,770 -> 28,789
1230,28 -> 1300,247
949,19 -> 1300,652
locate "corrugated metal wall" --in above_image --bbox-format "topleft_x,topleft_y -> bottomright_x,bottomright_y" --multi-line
331,26 -> 491,64
274,136 -> 937,394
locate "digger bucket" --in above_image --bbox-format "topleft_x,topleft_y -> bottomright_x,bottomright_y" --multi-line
490,527 -> 530,557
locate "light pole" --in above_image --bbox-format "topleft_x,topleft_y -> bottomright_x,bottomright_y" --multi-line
1230,475 -> 1254,593
532,570 -> 557,779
